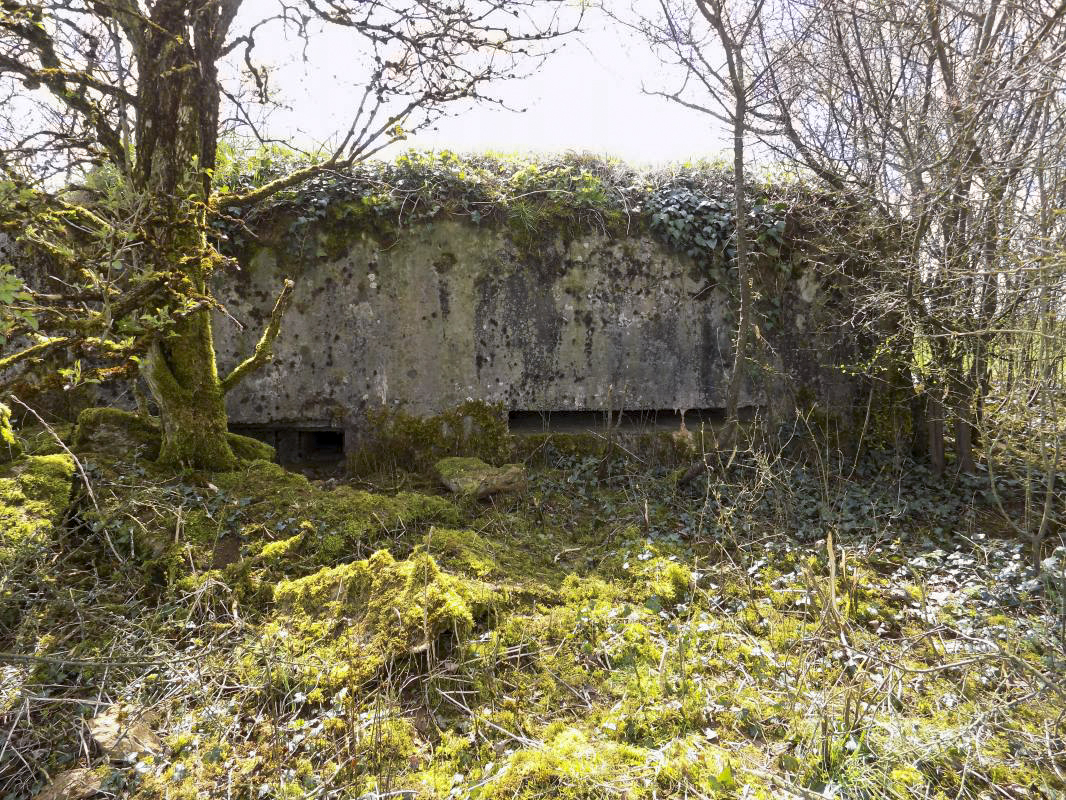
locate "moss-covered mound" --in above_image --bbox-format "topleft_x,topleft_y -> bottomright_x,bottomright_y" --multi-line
2,438 -> 1062,800
435,456 -> 527,499
0,453 -> 74,574
271,548 -> 498,689
74,456 -> 461,585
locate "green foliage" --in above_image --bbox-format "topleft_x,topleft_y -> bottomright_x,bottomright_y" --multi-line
0,263 -> 36,347
0,403 -> 21,463
217,150 -> 818,279
212,143 -> 328,196
647,186 -> 789,278
349,400 -> 511,475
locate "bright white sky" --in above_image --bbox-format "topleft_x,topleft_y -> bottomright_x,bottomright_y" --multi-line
242,5 -> 727,165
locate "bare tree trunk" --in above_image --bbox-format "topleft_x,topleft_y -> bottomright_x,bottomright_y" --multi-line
954,416 -> 976,474
725,58 -> 752,438
927,389 -> 946,476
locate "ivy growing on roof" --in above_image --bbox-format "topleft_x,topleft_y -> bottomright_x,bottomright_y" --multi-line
212,149 -> 814,279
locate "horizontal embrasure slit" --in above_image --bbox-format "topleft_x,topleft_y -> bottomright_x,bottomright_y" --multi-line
507,408 -> 729,434
229,425 -> 345,464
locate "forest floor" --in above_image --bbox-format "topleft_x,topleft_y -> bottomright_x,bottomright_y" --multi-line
1,418 -> 1064,800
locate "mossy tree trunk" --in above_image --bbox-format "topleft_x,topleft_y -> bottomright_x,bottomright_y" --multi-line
143,307 -> 236,471
130,1 -> 240,470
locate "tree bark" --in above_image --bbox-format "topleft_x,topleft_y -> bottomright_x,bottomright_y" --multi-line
132,1 -> 237,470
143,312 -> 236,470
725,72 -> 751,433
927,388 -> 946,476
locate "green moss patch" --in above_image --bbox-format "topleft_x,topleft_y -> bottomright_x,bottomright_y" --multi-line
15,423 -> 74,456
0,402 -> 22,464
226,432 -> 275,462
73,407 -> 276,464
0,453 -> 74,573
349,400 -> 511,475
72,407 -> 163,459
271,549 -> 498,689
75,456 -> 461,584
422,526 -> 498,578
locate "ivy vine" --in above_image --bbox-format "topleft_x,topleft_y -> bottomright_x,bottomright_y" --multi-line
213,150 -> 795,281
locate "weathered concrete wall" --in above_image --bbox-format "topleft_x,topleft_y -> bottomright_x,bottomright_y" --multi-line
213,220 -> 847,434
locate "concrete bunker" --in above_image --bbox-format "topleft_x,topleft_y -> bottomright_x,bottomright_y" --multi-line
212,217 -> 857,454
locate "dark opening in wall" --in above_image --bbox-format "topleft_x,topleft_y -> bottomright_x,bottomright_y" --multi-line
508,408 -> 731,434
306,429 -> 345,459
230,425 -> 346,466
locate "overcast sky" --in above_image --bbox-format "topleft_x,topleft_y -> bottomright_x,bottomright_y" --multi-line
237,5 -> 727,165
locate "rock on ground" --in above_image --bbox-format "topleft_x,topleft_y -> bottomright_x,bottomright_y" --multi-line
88,706 -> 161,761
434,456 -> 527,499
34,768 -> 102,800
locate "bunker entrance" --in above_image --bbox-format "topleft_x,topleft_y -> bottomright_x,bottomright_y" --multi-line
230,425 -> 346,466
507,408 -> 729,434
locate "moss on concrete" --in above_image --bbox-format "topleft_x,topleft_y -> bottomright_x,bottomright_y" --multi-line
514,429 -> 700,468
435,456 -> 527,499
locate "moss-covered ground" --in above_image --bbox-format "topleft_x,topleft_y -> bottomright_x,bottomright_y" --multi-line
1,430 -> 1063,800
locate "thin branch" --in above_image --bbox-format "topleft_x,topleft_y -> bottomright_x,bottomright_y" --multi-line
220,278 -> 295,393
